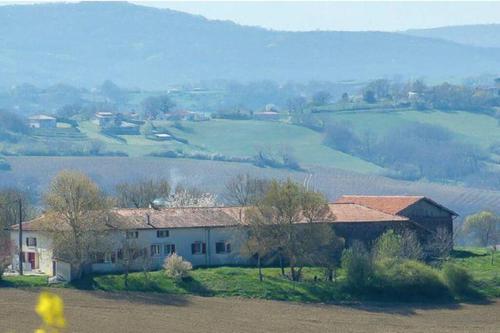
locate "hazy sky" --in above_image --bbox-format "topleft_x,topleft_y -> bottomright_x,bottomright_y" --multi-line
5,1 -> 500,32
139,1 -> 500,31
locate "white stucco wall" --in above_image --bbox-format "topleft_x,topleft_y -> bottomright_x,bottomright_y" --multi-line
91,226 -> 250,273
10,230 -> 54,275
10,226 -> 251,276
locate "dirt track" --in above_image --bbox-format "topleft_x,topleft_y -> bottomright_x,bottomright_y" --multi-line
0,288 -> 498,333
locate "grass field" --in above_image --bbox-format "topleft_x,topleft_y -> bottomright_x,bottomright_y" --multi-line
0,288 -> 498,333
318,109 -> 500,149
3,248 -> 497,301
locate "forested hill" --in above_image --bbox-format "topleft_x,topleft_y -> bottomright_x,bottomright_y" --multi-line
406,24 -> 500,48
0,2 -> 500,88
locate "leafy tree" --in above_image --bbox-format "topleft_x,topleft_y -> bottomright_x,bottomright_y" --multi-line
44,170 -> 111,278
116,179 -> 171,208
340,92 -> 349,103
365,79 -> 391,99
141,95 -> 176,120
341,241 -> 373,291
373,230 -> 423,261
312,91 -> 331,106
463,211 -> 500,247
0,109 -> 28,135
244,179 -> 334,281
100,80 -> 128,104
362,90 -> 376,103
286,96 -> 307,114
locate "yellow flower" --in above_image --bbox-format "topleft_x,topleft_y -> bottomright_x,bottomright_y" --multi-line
35,292 -> 66,330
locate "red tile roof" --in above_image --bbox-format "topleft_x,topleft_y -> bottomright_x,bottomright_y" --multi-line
12,202 -> 408,232
335,195 -> 425,215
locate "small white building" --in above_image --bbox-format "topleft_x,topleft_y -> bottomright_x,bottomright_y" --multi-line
95,112 -> 114,127
28,115 -> 57,129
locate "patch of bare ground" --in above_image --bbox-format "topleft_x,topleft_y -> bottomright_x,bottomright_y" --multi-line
0,288 -> 498,333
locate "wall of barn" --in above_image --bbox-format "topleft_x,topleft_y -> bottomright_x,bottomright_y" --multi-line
398,200 -> 454,240
331,221 -> 412,247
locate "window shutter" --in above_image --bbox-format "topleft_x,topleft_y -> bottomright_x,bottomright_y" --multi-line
202,242 -> 206,254
191,243 -> 195,254
172,244 -> 176,253
226,243 -> 231,253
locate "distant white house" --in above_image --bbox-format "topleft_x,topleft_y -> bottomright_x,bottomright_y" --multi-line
254,111 -> 279,121
95,112 -> 114,127
28,115 -> 57,129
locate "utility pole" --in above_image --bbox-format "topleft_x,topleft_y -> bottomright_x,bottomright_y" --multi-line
18,199 -> 23,276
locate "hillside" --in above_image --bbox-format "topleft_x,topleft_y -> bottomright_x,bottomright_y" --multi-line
406,24 -> 500,48
3,156 -> 500,218
0,2 -> 500,88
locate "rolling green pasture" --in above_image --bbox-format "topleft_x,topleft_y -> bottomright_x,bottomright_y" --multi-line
6,109 -> 498,175
318,109 -> 500,149
164,119 -> 384,173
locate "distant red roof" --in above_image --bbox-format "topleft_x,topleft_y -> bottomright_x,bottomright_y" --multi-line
335,195 -> 457,216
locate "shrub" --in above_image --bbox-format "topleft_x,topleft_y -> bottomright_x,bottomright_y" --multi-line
341,242 -> 373,292
373,230 -> 423,261
373,259 -> 449,300
442,263 -> 473,296
163,253 -> 192,281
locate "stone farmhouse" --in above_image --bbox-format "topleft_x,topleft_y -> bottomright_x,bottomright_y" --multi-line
9,195 -> 456,281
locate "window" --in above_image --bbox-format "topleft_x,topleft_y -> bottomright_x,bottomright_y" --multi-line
126,231 -> 138,239
157,230 -> 169,238
150,244 -> 161,257
164,244 -> 176,255
215,241 -> 231,254
26,237 -> 37,247
191,241 -> 206,255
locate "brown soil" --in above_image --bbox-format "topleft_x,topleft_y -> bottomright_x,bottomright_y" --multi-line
0,288 -> 498,333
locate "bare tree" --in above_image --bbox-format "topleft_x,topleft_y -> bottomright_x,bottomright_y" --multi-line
116,179 -> 170,208
0,238 -> 11,279
44,170 -> 111,279
426,227 -> 454,260
241,207 -> 274,282
224,174 -> 269,207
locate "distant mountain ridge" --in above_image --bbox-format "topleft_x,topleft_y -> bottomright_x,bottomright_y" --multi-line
0,2 -> 499,88
406,24 -> 500,48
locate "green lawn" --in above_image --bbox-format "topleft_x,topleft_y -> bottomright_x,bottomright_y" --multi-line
0,275 -> 48,288
1,248 -> 498,302
450,247 -> 500,297
84,267 -> 346,303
